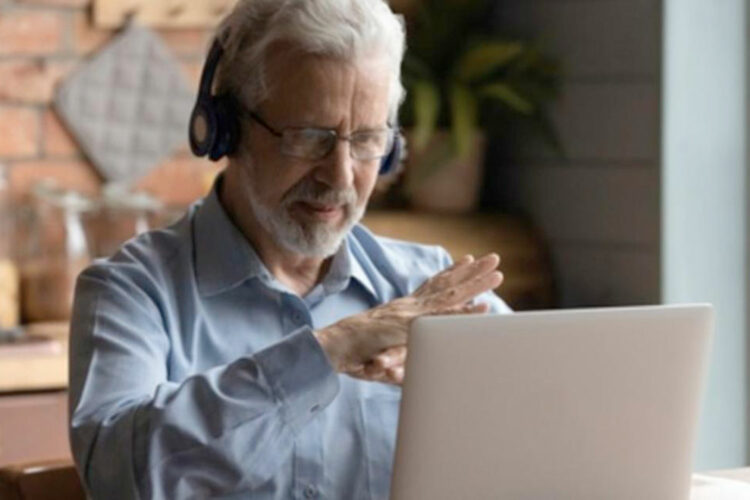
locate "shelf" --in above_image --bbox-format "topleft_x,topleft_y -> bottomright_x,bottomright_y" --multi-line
362,211 -> 554,310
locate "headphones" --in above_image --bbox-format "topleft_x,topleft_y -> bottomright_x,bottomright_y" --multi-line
189,39 -> 402,175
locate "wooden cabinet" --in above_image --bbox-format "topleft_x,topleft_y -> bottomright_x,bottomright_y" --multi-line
362,211 -> 554,310
0,391 -> 70,467
0,324 -> 71,467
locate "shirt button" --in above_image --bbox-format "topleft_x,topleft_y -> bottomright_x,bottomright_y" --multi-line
303,485 -> 317,498
292,312 -> 303,324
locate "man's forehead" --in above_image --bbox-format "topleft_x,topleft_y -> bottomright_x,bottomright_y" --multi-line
264,47 -> 391,85
261,49 -> 392,125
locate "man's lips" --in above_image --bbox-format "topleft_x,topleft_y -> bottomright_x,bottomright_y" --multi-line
294,201 -> 344,221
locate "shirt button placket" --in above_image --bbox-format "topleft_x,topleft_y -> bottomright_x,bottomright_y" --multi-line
303,485 -> 318,498
282,294 -> 309,332
292,311 -> 303,325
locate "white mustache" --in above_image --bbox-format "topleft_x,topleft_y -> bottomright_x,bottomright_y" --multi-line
282,177 -> 357,207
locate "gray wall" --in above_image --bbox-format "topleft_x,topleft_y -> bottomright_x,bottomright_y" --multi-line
662,0 -> 748,470
488,0 -> 749,469
488,0 -> 662,308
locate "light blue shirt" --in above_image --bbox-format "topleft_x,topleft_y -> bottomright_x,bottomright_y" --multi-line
69,178 -> 511,499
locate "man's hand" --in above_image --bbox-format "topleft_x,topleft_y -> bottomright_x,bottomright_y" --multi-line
314,253 -> 503,384
351,345 -> 407,385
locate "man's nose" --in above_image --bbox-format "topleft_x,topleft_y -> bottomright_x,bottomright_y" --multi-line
313,139 -> 354,189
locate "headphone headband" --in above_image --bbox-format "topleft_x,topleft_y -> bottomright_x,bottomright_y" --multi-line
199,40 -> 224,98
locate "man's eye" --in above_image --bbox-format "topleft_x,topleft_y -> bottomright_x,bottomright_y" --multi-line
297,129 -> 330,144
353,132 -> 386,147
287,129 -> 332,152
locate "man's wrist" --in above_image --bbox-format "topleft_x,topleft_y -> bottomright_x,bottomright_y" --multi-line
314,325 -> 344,372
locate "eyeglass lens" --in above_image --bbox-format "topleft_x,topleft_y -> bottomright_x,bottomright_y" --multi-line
280,129 -> 393,160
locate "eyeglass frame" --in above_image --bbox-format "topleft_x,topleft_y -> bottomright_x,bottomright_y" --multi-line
236,102 -> 397,162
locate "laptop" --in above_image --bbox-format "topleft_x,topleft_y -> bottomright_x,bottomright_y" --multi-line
390,304 -> 714,500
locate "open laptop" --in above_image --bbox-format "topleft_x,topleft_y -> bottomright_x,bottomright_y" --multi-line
390,304 -> 714,500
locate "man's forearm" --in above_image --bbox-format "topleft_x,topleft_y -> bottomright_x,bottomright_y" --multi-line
71,327 -> 339,498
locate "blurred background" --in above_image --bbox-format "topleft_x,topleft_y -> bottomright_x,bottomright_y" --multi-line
0,0 -> 746,475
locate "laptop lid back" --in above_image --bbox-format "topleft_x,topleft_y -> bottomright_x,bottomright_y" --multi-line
390,305 -> 713,500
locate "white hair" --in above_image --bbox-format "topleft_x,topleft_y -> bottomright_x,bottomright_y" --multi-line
214,0 -> 407,122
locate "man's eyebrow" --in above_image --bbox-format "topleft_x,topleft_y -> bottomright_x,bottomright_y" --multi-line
352,126 -> 389,133
284,123 -> 390,133
287,113 -> 389,131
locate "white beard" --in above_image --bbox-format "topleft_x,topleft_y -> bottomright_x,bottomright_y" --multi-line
244,171 -> 365,258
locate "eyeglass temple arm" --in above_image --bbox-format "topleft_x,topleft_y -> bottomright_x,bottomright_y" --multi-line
235,101 -> 283,138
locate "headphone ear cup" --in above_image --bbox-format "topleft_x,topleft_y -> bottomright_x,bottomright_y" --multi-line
189,99 -> 219,158
208,95 -> 240,161
379,132 -> 403,175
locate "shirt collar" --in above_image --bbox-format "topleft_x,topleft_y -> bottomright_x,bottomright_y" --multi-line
194,175 -> 270,297
346,234 -> 379,300
194,175 -> 379,300
316,237 -> 377,301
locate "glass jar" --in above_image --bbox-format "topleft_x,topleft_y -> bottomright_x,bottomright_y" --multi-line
89,183 -> 164,258
20,180 -> 95,322
0,164 -> 20,330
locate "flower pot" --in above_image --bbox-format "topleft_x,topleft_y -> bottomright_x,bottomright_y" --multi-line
405,130 -> 485,213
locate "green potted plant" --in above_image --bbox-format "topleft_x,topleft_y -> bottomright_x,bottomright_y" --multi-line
397,0 -> 561,212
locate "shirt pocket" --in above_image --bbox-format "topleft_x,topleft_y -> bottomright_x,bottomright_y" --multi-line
359,393 -> 401,500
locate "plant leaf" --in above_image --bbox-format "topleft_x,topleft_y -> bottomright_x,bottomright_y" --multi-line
535,112 -> 567,158
455,42 -> 525,82
478,83 -> 534,114
410,79 -> 441,151
450,84 -> 478,158
404,136 -> 455,194
402,54 -> 434,82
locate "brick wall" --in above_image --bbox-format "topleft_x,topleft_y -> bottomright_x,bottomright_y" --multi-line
0,0 -> 223,205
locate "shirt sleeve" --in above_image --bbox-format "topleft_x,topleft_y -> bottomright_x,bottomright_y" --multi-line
68,265 -> 340,499
436,246 -> 513,314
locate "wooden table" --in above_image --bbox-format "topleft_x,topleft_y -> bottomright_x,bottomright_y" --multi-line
691,468 -> 750,498
703,467 -> 750,483
0,323 -> 68,393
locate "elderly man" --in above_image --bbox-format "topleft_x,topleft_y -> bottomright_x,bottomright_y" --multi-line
69,0 -> 510,498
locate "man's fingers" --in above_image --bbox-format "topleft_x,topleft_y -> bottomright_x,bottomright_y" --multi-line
372,346 -> 407,370
443,253 -> 499,286
369,364 -> 405,385
456,269 -> 504,304
453,254 -> 475,267
450,301 -> 491,315
363,362 -> 382,378
360,363 -> 403,385
470,254 -> 502,285
437,301 -> 490,316
443,253 -> 500,288
425,268 -> 503,312
358,346 -> 407,384
416,253 -> 501,300
414,254 -> 475,294
386,366 -> 405,385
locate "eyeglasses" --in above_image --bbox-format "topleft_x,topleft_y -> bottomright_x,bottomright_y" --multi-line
239,106 -> 396,162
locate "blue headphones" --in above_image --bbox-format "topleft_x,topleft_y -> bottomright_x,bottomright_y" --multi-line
189,39 -> 402,175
